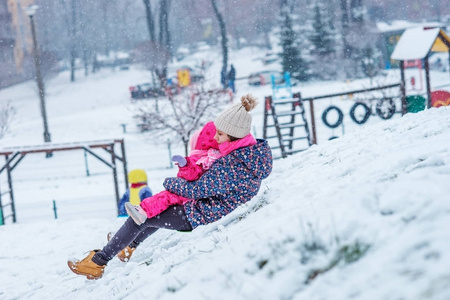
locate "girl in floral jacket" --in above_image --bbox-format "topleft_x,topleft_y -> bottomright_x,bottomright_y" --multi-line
68,94 -> 273,280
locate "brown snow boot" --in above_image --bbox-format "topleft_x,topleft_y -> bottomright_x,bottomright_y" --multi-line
107,232 -> 136,262
67,250 -> 105,280
117,246 -> 136,262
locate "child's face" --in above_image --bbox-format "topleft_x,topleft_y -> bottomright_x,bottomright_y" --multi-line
214,129 -> 231,144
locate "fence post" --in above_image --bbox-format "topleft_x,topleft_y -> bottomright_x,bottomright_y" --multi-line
308,99 -> 317,145
399,61 -> 407,115
263,96 -> 271,139
119,139 -> 129,189
120,123 -> 127,133
109,143 -> 120,215
53,200 -> 58,219
167,139 -> 173,168
424,56 -> 432,109
84,149 -> 90,176
0,182 -> 3,225
5,155 -> 16,223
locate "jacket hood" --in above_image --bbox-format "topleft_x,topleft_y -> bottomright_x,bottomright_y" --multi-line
230,139 -> 272,179
194,121 -> 219,150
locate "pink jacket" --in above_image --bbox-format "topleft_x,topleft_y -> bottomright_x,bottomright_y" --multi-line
177,121 -> 221,181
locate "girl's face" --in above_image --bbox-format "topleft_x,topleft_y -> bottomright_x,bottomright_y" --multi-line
214,129 -> 231,144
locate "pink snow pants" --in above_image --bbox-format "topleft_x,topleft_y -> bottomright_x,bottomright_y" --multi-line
140,191 -> 191,219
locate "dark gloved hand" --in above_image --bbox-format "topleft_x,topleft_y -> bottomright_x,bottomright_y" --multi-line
172,155 -> 187,167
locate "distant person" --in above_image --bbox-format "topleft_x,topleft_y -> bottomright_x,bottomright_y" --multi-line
117,169 -> 152,217
92,55 -> 100,73
220,67 -> 228,89
228,64 -> 236,93
67,94 -> 273,280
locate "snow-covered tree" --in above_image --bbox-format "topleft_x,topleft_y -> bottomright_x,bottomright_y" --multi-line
279,9 -> 309,81
360,45 -> 382,80
334,0 -> 383,79
309,1 -> 335,57
306,0 -> 338,80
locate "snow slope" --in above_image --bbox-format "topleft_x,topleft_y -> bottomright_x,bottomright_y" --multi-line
1,47 -> 450,299
1,103 -> 449,300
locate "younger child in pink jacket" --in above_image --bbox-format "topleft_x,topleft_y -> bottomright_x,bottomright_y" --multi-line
126,121 -> 222,224
172,121 -> 222,181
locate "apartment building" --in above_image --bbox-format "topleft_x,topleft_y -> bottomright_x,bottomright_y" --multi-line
0,0 -> 35,88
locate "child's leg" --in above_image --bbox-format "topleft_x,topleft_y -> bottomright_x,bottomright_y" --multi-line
93,217 -> 144,265
140,191 -> 191,219
93,205 -> 191,265
130,205 -> 192,247
128,227 -> 158,248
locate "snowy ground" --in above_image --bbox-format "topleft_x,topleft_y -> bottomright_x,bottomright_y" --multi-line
1,46 -> 450,299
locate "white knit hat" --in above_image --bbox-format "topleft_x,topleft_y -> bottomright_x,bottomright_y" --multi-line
215,94 -> 258,138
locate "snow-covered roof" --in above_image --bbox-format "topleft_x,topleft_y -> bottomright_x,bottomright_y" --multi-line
97,51 -> 130,61
376,20 -> 443,33
391,27 -> 449,60
115,52 -> 130,59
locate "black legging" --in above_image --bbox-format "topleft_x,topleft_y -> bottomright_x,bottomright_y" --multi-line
93,205 -> 192,266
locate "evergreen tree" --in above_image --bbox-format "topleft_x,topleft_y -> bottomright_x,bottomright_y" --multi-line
309,1 -> 335,57
279,11 -> 308,81
306,0 -> 338,80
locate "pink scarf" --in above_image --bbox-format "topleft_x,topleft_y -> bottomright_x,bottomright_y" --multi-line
219,134 -> 257,157
189,134 -> 257,170
192,148 -> 222,170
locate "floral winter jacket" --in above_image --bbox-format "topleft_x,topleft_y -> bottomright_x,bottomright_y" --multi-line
163,139 -> 273,228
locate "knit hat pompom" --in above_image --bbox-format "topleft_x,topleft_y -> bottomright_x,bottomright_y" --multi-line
241,94 -> 258,112
215,94 -> 258,139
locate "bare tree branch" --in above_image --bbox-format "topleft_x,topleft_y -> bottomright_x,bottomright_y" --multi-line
132,88 -> 232,155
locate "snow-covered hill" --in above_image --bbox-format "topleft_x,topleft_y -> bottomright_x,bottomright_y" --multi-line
1,47 -> 450,299
1,104 -> 449,300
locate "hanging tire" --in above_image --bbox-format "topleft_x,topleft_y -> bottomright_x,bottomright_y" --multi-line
350,102 -> 371,125
322,106 -> 344,128
376,98 -> 396,120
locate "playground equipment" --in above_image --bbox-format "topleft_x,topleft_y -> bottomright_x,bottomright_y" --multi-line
405,95 -> 427,113
263,82 -> 403,152
271,72 -> 292,100
262,72 -> 311,159
0,139 -> 128,224
263,93 -> 311,159
305,83 -> 403,143
391,27 -> 450,110
431,90 -> 450,107
404,59 -> 424,92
